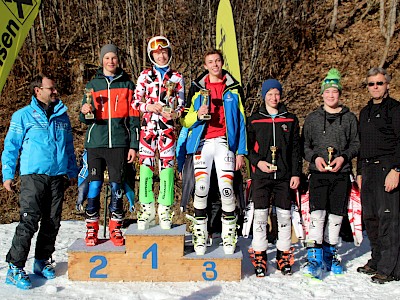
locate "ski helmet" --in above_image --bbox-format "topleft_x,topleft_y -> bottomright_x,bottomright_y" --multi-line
147,36 -> 172,68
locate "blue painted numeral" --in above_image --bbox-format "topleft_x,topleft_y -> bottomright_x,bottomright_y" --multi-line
202,261 -> 217,281
89,255 -> 108,278
143,243 -> 158,269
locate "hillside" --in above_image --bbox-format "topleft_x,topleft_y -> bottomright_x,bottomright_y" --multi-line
0,0 -> 399,223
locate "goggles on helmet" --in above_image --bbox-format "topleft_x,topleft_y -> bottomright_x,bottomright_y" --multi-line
148,38 -> 170,51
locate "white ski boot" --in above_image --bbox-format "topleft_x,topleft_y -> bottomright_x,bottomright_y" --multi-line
187,215 -> 208,255
158,203 -> 174,230
137,202 -> 156,230
221,215 -> 238,255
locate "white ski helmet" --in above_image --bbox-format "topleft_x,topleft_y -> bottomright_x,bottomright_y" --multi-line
147,36 -> 172,68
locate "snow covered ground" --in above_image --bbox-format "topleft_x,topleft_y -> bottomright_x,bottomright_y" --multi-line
0,221 -> 398,299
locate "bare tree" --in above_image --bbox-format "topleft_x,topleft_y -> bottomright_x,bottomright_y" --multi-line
379,0 -> 398,67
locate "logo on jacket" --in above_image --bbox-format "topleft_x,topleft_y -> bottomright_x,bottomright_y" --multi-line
281,124 -> 288,132
225,93 -> 233,101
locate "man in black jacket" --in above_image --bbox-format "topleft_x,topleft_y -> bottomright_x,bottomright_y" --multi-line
357,67 -> 400,284
247,79 -> 302,276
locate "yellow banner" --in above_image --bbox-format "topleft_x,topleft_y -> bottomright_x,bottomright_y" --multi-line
216,0 -> 241,84
0,0 -> 41,94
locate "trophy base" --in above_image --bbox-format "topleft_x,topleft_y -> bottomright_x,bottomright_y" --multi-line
324,166 -> 332,170
85,113 -> 95,120
199,114 -> 211,120
163,107 -> 172,113
269,166 -> 278,171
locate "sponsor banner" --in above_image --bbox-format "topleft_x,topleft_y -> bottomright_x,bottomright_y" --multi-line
216,0 -> 241,84
0,0 -> 41,93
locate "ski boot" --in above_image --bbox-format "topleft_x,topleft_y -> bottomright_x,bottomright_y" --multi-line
109,214 -> 124,246
252,251 -> 268,277
33,258 -> 56,279
322,243 -> 343,274
221,215 -> 238,255
5,263 -> 32,290
137,202 -> 156,230
276,247 -> 295,275
187,215 -> 208,255
158,203 -> 174,230
85,220 -> 99,246
302,247 -> 323,279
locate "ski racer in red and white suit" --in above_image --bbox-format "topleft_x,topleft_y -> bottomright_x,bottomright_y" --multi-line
132,36 -> 185,230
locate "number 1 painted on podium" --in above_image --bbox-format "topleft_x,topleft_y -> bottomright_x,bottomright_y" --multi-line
143,243 -> 158,269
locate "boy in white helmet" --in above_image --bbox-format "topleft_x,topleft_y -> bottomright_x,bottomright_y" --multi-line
133,36 -> 185,230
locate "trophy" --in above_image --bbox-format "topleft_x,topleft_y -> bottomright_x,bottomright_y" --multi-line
325,147 -> 334,170
199,89 -> 211,120
269,146 -> 278,171
162,81 -> 176,113
84,88 -> 95,119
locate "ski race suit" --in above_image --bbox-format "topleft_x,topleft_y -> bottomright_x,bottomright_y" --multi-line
182,69 -> 247,216
79,67 -> 140,220
133,66 -> 185,207
2,96 -> 78,267
247,103 -> 302,252
303,105 -> 359,246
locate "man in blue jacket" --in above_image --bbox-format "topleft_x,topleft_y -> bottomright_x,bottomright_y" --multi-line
2,75 -> 78,290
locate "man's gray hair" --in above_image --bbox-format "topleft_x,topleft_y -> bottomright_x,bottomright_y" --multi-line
366,67 -> 391,83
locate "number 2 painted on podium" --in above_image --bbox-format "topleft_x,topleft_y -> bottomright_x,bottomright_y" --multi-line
89,255 -> 108,278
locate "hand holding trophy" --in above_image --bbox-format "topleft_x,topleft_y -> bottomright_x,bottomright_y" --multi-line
325,147 -> 334,170
162,81 -> 176,114
269,146 -> 278,171
84,88 -> 95,119
199,89 -> 211,120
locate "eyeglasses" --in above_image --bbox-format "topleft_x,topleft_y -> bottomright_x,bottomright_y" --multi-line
40,86 -> 57,92
149,38 -> 170,51
367,81 -> 386,87
324,78 -> 340,84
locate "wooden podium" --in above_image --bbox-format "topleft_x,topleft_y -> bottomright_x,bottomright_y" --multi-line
68,224 -> 242,282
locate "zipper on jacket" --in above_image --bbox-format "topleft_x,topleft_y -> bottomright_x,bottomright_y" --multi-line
115,95 -> 119,111
100,94 -> 105,111
107,79 -> 112,147
87,123 -> 95,143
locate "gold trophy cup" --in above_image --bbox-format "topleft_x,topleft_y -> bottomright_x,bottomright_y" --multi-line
84,88 -> 95,120
269,146 -> 278,171
162,81 -> 176,113
325,147 -> 334,170
199,89 -> 211,120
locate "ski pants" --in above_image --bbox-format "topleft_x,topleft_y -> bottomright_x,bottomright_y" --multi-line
361,159 -> 400,277
193,137 -> 236,214
6,174 -> 65,267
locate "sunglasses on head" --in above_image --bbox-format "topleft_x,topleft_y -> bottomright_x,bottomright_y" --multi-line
368,81 -> 386,87
149,38 -> 169,51
324,78 -> 340,84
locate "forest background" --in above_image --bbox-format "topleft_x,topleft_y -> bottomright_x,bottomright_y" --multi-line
0,0 -> 399,224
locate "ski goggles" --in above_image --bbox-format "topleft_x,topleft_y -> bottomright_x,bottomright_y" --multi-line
149,38 -> 170,51
323,78 -> 340,85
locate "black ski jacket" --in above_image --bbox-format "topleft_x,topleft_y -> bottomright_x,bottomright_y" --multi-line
247,103 -> 302,180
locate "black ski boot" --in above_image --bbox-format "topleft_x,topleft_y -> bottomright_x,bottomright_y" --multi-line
252,250 -> 267,277
276,247 -> 294,275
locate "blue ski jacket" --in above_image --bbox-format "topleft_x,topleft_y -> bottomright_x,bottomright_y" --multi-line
2,96 -> 78,181
181,70 -> 247,155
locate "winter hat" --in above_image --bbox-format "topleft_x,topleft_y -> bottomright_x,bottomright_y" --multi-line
320,68 -> 342,94
261,79 -> 283,99
100,44 -> 118,66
